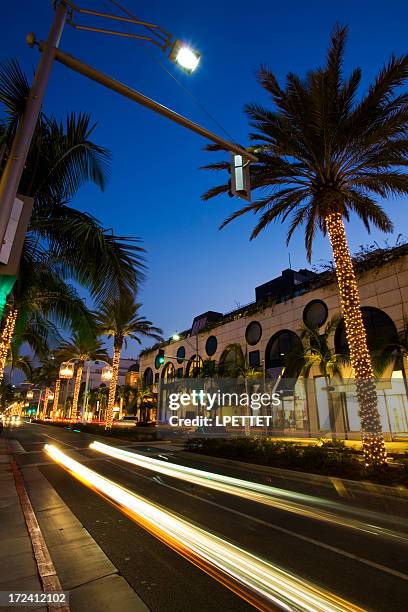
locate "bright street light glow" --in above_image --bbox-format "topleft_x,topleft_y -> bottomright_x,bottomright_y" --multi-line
59,361 -> 74,379
172,333 -> 180,341
44,443 -> 362,612
169,40 -> 200,73
176,46 -> 200,71
101,365 -> 113,382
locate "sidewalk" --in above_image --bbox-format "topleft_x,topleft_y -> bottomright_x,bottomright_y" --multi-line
0,435 -> 150,612
0,437 -> 45,611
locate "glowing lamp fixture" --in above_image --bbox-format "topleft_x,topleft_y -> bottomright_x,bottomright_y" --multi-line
169,40 -> 200,73
101,365 -> 113,382
48,392 -> 54,401
172,333 -> 180,341
26,390 -> 34,400
59,361 -> 74,379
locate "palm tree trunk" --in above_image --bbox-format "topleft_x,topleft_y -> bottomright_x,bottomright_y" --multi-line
106,346 -> 121,429
41,387 -> 50,420
71,363 -> 83,420
51,378 -> 61,420
326,213 -> 387,466
0,308 -> 18,382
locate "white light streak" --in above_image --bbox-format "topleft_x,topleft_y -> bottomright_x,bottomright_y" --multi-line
89,441 -> 404,542
45,443 -> 362,612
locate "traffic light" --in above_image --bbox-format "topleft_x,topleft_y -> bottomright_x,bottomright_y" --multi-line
230,154 -> 251,201
158,349 -> 165,365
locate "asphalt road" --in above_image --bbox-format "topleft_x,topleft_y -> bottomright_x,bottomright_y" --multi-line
5,423 -> 408,611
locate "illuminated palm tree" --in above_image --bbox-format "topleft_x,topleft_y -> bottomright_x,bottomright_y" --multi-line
31,359 -> 60,419
203,27 -> 408,466
57,331 -> 109,420
0,244 -> 94,382
0,59 -> 145,326
97,294 -> 162,429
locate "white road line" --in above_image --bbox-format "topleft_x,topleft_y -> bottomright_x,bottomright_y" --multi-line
108,459 -> 408,583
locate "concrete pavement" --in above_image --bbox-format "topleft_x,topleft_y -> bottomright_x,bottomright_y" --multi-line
0,438 -> 45,612
0,433 -> 150,612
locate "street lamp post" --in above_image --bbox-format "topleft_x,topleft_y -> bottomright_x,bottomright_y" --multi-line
83,360 -> 112,421
58,358 -> 112,421
0,1 -> 256,312
0,1 -> 67,251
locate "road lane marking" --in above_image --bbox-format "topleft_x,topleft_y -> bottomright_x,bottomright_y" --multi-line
91,441 -> 408,544
108,459 -> 408,583
45,443 -> 363,612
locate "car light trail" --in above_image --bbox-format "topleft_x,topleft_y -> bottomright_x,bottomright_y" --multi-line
89,441 -> 405,542
45,443 -> 362,612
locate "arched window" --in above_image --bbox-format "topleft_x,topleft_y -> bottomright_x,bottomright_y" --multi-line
218,344 -> 245,376
265,330 -> 302,377
335,307 -> 397,355
143,367 -> 153,387
185,355 -> 203,377
176,346 -> 186,364
162,362 -> 176,382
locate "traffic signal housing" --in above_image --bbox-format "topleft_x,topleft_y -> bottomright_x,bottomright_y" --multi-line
157,349 -> 165,365
230,154 -> 251,201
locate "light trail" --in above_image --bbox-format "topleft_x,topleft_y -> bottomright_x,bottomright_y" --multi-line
45,443 -> 363,612
89,441 -> 407,542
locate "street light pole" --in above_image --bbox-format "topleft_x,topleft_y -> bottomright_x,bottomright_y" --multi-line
0,1 -> 67,248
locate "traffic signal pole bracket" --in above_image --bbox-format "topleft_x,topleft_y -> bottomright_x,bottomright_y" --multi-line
39,43 -> 258,164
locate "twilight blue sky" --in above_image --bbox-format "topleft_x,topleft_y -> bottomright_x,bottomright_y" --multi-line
2,0 -> 408,356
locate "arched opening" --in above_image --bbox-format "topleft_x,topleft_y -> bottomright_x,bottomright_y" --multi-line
143,367 -> 153,387
265,330 -> 302,378
185,355 -> 203,377
334,307 -> 398,356
334,308 -> 407,435
162,362 -> 176,382
218,344 -> 245,376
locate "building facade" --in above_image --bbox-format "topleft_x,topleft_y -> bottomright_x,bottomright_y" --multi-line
139,245 -> 408,439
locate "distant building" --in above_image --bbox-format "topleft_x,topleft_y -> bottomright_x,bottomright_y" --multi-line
139,244 -> 408,439
125,362 -> 140,388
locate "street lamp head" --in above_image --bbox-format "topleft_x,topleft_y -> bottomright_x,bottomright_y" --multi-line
169,40 -> 200,73
172,333 -> 181,341
101,365 -> 113,383
59,361 -> 74,379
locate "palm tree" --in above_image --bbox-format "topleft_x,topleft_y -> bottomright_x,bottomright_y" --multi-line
0,243 -> 95,382
97,294 -> 162,429
286,318 -> 345,433
57,331 -> 109,420
136,386 -> 154,424
115,384 -> 135,418
374,318 -> 408,401
203,27 -> 408,466
0,59 -> 145,319
0,382 -> 15,411
30,358 -> 60,419
4,344 -> 32,381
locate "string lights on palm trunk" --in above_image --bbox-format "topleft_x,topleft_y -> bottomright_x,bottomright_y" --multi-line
326,213 -> 387,466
